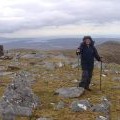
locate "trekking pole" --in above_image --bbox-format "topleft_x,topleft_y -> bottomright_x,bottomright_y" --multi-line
100,60 -> 103,91
77,54 -> 80,70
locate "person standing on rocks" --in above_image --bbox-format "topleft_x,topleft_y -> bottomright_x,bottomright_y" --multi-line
76,36 -> 102,91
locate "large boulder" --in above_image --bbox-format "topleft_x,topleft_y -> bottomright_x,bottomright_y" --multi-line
0,71 -> 40,119
55,87 -> 84,98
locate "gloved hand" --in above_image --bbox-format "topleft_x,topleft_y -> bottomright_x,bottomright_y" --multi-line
100,57 -> 103,62
76,50 -> 80,55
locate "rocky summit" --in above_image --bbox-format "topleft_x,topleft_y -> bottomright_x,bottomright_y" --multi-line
0,49 -> 119,120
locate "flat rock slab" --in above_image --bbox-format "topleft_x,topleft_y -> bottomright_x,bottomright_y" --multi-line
55,87 -> 84,98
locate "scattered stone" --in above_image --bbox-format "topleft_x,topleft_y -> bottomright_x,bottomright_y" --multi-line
102,74 -> 107,77
115,71 -> 120,75
55,62 -> 64,68
72,79 -> 79,83
112,77 -> 120,82
55,87 -> 84,98
103,69 -> 109,73
71,63 -> 79,69
0,72 -> 14,76
0,66 -> 7,71
70,100 -> 92,112
54,101 -> 65,110
96,116 -> 109,120
21,53 -> 46,59
91,97 -> 110,113
43,62 -> 55,70
1,104 -> 32,117
0,56 -> 13,60
53,54 -> 68,60
90,83 -> 96,87
111,86 -> 120,90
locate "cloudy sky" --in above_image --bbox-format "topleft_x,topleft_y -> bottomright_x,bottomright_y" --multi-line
0,0 -> 120,38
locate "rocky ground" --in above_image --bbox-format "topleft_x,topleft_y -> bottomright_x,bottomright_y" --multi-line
0,49 -> 120,120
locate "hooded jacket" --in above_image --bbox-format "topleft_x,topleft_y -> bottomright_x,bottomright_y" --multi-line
78,39 -> 101,70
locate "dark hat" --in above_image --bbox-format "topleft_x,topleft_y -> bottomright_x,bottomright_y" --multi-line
83,36 -> 92,41
82,36 -> 95,46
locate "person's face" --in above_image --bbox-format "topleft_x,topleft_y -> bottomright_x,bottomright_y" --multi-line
85,39 -> 91,45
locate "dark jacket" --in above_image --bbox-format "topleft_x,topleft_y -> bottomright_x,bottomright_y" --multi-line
78,42 -> 101,70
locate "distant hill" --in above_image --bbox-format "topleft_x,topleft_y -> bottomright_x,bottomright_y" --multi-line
0,37 -> 120,50
97,41 -> 120,64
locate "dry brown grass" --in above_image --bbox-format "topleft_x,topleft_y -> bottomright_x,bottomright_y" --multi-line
0,49 -> 120,120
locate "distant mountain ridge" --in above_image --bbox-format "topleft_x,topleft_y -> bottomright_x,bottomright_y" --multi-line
0,37 -> 120,50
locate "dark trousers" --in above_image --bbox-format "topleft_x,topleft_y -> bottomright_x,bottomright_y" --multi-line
79,69 -> 93,89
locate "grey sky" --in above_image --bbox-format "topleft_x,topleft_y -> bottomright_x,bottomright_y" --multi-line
0,0 -> 120,37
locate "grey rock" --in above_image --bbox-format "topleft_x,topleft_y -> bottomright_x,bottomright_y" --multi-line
111,86 -> 120,90
0,66 -> 6,71
1,113 -> 15,120
72,79 -> 79,83
53,54 -> 67,60
55,87 -> 84,98
0,71 -> 40,119
21,53 -> 47,59
96,116 -> 109,120
70,100 -> 92,112
55,101 -> 65,110
91,97 -> 110,113
55,62 -> 64,68
71,63 -> 79,69
1,104 -> 32,117
43,62 -> 55,70
112,77 -> 120,82
0,72 -> 14,76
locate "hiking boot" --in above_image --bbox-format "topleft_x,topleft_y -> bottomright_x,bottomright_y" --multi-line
85,88 -> 92,91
